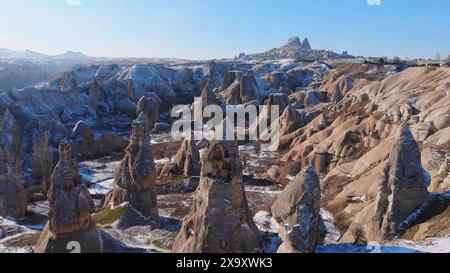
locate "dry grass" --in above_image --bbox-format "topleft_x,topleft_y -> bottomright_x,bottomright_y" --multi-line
3,233 -> 41,248
92,205 -> 126,227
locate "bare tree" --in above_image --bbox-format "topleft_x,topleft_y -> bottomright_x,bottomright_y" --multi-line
263,220 -> 272,235
32,132 -> 54,192
436,52 -> 441,62
0,145 -> 23,179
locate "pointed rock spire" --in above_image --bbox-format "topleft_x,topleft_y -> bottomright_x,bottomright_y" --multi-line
301,38 -> 312,52
35,139 -> 101,253
174,140 -> 201,177
240,71 -> 260,104
341,124 -> 430,243
104,114 -> 159,229
201,81 -> 221,108
374,123 -> 430,238
173,140 -> 261,253
220,71 -> 243,91
279,106 -> 306,137
221,71 -> 260,105
271,165 -> 321,253
287,37 -> 302,48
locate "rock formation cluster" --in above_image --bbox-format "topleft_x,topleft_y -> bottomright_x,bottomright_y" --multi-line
244,36 -> 352,60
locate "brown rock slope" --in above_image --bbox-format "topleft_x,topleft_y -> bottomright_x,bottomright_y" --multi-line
173,140 -> 261,253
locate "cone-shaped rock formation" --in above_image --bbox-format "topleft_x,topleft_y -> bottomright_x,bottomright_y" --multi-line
35,139 -> 101,253
341,124 -> 430,242
104,114 -> 159,229
271,165 -> 321,253
173,140 -> 261,253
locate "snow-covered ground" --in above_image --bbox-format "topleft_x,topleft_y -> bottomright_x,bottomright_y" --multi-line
80,157 -> 120,195
252,208 -> 343,253
316,236 -> 450,253
0,217 -> 41,253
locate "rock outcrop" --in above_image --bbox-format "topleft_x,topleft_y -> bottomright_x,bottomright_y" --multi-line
159,139 -> 201,178
174,140 -> 201,177
247,37 -> 304,59
220,71 -> 259,105
341,124 -> 430,242
173,140 -> 261,253
300,38 -> 312,52
220,71 -> 243,91
103,114 -> 159,229
0,109 -> 27,218
35,139 -> 101,253
279,106 -> 306,137
136,95 -> 161,129
259,93 -> 287,122
265,93 -> 290,114
201,82 -> 221,108
429,158 -> 450,193
240,71 -> 260,103
271,165 -> 321,253
244,36 -> 349,60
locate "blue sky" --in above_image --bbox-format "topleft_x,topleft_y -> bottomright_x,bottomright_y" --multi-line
0,0 -> 449,59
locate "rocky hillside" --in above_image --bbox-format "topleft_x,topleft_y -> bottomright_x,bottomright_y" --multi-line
0,53 -> 448,253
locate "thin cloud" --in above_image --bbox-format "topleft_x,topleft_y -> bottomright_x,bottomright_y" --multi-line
367,0 -> 382,6
66,0 -> 81,6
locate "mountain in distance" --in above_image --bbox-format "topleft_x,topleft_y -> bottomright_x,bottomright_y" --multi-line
0,48 -> 48,59
0,47 -> 91,60
240,36 -> 354,60
53,51 -> 90,60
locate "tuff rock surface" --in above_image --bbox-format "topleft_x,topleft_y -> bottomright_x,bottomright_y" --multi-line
341,124 -> 430,243
271,165 -> 321,253
35,139 -> 101,253
173,140 -> 261,253
104,114 -> 159,229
